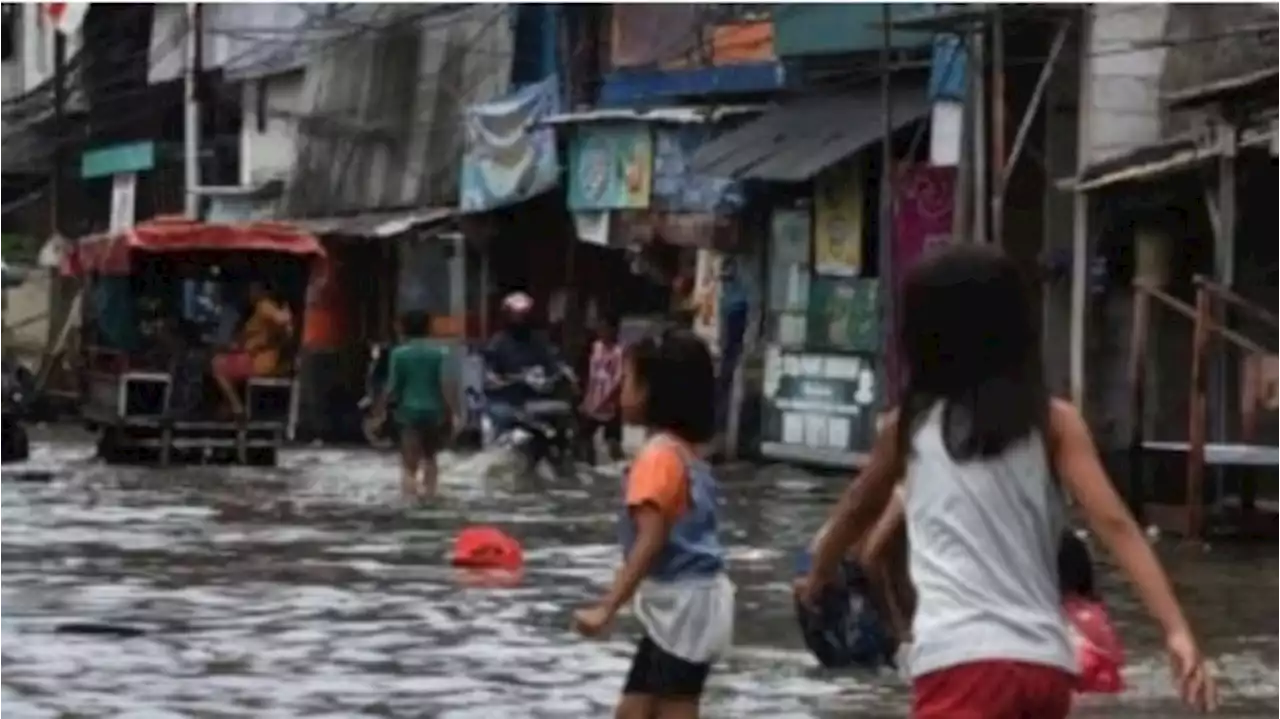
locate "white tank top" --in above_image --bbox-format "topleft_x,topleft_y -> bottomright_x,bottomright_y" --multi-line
902,404 -> 1076,679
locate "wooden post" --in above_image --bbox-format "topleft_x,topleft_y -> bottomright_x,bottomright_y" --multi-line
878,4 -> 896,404
1210,122 -> 1236,457
1126,286 -> 1152,516
1185,286 -> 1211,541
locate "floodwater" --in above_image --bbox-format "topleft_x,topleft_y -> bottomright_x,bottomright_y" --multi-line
2,433 -> 1276,718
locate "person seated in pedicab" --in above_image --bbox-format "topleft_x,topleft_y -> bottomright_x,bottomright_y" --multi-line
211,280 -> 293,417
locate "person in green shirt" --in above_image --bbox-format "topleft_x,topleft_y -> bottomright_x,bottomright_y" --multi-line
379,310 -> 456,500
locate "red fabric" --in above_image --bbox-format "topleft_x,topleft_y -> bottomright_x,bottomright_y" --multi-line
1065,595 -> 1126,694
452,526 -> 524,571
213,352 -> 255,382
912,661 -> 1074,719
62,218 -> 326,277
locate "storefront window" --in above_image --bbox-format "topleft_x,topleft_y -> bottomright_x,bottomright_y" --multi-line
766,207 -> 810,347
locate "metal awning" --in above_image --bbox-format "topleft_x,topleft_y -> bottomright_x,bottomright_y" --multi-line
1061,118 -> 1278,193
688,86 -> 929,182
535,105 -> 763,128
287,207 -> 457,238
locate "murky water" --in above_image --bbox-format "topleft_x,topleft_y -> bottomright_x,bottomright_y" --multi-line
2,434 -> 1276,717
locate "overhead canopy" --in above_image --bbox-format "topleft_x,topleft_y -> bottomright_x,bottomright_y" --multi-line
62,218 -> 326,277
689,86 -> 930,182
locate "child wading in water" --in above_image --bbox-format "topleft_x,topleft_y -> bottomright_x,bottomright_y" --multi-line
579,315 -> 625,465
798,245 -> 1216,717
380,310 -> 456,500
573,327 -> 735,719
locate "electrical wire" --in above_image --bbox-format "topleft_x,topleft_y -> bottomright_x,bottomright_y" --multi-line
6,4 -> 512,226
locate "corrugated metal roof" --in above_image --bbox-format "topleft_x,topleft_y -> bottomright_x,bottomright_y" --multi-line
287,207 -> 456,238
536,105 -> 763,128
688,86 -> 929,183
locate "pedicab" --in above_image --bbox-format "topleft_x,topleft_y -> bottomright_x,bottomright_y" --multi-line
62,218 -> 326,466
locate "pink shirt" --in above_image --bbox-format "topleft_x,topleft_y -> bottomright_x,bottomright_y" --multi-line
581,339 -> 622,420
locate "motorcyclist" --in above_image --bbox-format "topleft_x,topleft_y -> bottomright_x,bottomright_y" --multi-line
482,292 -> 567,436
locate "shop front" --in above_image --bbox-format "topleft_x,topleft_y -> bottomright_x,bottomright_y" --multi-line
689,85 -> 955,468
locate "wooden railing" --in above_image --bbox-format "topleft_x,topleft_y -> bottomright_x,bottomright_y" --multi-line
1127,275 -> 1277,540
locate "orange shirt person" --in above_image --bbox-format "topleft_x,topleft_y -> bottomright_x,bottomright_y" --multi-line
212,281 -> 293,416
572,328 -> 735,718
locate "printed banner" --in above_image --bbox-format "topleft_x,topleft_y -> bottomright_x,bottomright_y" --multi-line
568,125 -> 653,211
572,211 -> 612,246
813,161 -> 864,277
651,126 -> 744,214
889,164 -> 956,395
459,75 -> 561,213
692,250 -> 721,351
893,164 -> 957,283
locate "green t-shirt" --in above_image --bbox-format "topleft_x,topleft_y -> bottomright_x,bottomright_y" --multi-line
387,339 -> 448,425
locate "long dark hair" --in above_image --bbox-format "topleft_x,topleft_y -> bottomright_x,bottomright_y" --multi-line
896,244 -> 1048,461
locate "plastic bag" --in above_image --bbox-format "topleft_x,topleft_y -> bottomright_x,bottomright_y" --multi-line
1064,595 -> 1125,694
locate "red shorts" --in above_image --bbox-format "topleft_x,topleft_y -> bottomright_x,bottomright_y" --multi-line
213,352 -> 255,382
912,661 -> 1074,719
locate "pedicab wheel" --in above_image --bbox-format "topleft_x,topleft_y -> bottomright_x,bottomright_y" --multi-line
96,428 -> 125,465
1,416 -> 29,463
245,447 -> 278,467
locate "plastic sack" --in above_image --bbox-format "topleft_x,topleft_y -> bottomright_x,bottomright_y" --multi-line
793,551 -> 897,670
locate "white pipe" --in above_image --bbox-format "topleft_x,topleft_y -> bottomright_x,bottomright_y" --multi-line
183,2 -> 202,218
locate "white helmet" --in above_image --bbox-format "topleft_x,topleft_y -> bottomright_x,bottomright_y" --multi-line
501,291 -> 534,315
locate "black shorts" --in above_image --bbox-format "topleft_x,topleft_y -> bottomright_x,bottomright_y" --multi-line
622,635 -> 711,698
398,418 -> 444,455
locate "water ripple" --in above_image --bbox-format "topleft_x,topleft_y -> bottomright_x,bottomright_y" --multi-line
2,434 -> 1275,717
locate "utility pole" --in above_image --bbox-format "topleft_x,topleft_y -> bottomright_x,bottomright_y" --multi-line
51,28 -> 67,237
183,2 -> 203,219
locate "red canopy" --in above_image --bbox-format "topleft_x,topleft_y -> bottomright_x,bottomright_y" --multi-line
61,218 -> 326,277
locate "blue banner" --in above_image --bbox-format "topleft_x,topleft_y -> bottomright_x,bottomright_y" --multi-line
651,126 -> 744,214
460,76 -> 562,213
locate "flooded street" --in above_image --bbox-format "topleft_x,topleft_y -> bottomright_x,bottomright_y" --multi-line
2,434 -> 1276,718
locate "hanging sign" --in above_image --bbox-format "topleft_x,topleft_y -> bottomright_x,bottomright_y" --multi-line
758,346 -> 881,466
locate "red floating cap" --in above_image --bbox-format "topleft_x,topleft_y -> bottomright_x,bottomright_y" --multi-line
452,526 -> 524,571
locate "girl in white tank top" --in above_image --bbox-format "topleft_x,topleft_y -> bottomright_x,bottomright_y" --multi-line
797,245 -> 1216,717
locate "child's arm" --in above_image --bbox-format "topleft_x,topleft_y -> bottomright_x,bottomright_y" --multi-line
379,349 -> 401,417
805,413 -> 904,595
858,491 -> 914,642
1050,400 -> 1189,635
1049,399 -> 1216,709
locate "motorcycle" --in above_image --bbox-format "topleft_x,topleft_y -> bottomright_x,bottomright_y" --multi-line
485,364 -> 577,475
2,356 -> 33,463
357,342 -> 396,449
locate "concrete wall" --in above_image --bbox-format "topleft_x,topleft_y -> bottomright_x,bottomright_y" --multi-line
240,70 -> 305,187
1,271 -> 52,358
1084,4 -> 1170,164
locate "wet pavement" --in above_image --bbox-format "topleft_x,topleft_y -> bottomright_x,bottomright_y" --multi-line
2,432 -> 1276,718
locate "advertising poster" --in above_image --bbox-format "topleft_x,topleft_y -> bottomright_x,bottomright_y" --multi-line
813,161 -> 864,277
568,125 -> 653,211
